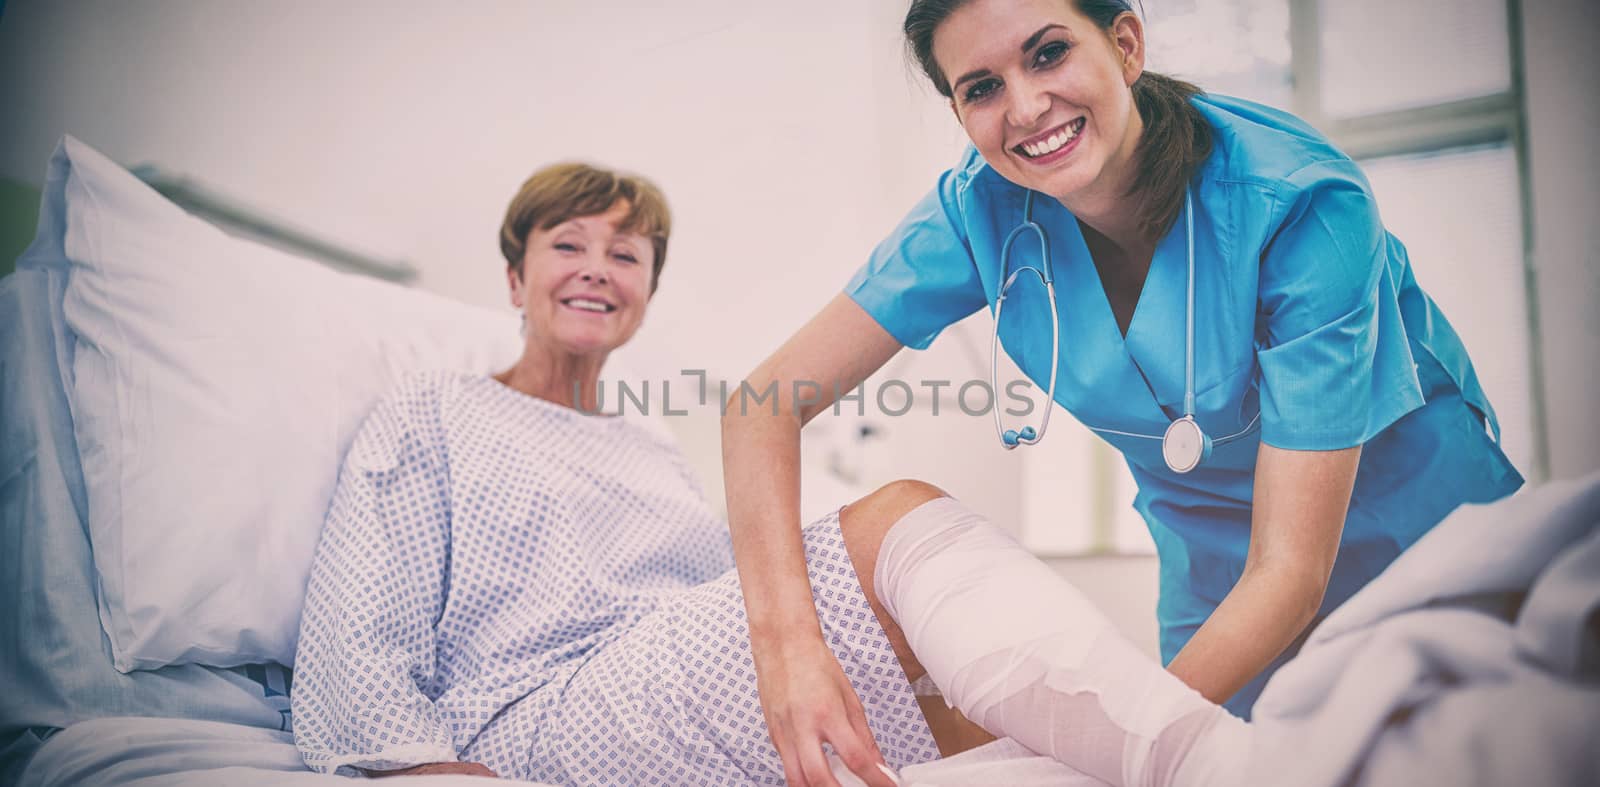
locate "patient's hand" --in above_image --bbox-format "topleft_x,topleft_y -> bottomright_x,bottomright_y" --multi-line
366,761 -> 499,778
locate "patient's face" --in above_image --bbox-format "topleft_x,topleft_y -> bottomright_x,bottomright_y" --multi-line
509,200 -> 655,357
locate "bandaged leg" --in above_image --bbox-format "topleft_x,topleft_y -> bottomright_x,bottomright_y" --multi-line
875,498 -> 1252,787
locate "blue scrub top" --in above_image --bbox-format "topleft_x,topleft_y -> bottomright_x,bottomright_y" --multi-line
845,93 -> 1523,716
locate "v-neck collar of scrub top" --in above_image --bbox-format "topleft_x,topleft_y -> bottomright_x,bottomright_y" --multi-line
976,173 -> 1205,442
1048,194 -> 1193,415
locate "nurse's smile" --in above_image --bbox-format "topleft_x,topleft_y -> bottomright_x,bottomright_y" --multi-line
1013,116 -> 1086,162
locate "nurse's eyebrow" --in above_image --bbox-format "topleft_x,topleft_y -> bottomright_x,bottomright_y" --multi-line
1021,24 -> 1066,54
951,24 -> 1068,91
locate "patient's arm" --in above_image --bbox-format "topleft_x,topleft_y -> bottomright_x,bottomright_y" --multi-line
365,762 -> 498,778
290,392 -> 461,774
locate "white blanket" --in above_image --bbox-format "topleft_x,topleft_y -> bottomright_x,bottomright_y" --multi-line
1246,472 -> 1600,786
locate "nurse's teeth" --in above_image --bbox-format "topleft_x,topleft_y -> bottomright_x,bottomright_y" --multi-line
1021,119 -> 1084,158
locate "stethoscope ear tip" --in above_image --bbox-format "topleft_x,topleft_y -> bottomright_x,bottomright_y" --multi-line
1002,430 -> 1020,447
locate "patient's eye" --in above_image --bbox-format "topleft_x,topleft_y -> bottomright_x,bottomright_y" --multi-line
555,242 -> 582,253
612,250 -> 639,264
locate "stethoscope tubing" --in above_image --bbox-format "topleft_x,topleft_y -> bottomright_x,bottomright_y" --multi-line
990,186 -> 1259,463
991,194 -> 1056,449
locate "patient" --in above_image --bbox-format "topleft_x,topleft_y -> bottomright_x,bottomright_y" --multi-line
292,163 -> 987,785
292,162 -> 1252,787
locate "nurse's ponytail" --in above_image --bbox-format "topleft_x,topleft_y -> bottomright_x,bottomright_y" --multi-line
905,0 -> 1213,243
1127,70 -> 1212,241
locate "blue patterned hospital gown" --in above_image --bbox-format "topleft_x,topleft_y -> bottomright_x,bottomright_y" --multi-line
291,372 -> 939,784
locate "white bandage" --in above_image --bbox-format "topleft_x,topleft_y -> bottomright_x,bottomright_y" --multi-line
875,497 -> 1251,787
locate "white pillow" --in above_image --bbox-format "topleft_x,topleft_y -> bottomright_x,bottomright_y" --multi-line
47,136 -> 537,671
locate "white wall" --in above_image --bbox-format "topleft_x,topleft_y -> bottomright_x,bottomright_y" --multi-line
0,0 -> 895,381
0,0 -> 1039,545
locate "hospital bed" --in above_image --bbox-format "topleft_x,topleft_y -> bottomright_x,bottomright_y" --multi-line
3,136 -> 1597,787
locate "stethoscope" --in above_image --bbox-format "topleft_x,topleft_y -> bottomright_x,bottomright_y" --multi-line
990,187 -> 1258,473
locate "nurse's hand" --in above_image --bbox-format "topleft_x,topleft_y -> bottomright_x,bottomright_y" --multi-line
754,632 -> 897,787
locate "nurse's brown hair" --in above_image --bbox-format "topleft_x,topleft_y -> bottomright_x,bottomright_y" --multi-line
499,163 -> 672,293
903,0 -> 1213,242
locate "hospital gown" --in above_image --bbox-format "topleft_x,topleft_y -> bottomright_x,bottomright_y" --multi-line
290,372 -> 938,784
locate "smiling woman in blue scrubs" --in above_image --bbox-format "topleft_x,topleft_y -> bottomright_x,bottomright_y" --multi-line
721,1 -> 1523,784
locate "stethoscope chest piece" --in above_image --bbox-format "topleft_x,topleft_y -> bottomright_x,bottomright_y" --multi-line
1162,415 -> 1212,474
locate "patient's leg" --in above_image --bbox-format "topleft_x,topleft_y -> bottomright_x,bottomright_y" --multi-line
837,480 -> 997,756
870,495 -> 1253,787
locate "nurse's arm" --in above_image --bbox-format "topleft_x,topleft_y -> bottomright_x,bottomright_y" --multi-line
1165,442 -> 1361,706
722,293 -> 904,787
723,293 -> 901,637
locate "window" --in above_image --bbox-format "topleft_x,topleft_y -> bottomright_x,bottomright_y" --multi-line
1317,0 -> 1513,118
1302,0 -> 1543,480
1359,144 -> 1537,474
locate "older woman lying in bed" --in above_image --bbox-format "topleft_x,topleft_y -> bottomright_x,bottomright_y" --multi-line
291,163 -> 1252,787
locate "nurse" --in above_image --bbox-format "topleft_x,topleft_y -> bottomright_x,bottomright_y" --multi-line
721,0 -> 1523,784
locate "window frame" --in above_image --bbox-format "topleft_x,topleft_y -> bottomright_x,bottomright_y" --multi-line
1288,0 -> 1549,482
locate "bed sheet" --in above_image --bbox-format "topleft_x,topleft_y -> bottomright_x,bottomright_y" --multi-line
21,718 -> 1092,787
17,717 -> 555,787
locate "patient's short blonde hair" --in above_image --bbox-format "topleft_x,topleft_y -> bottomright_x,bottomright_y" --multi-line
499,163 -> 671,293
